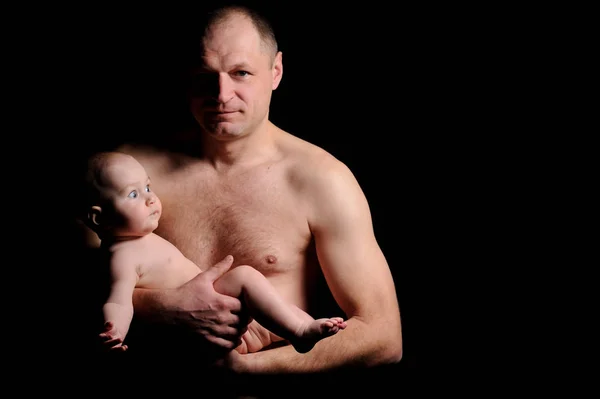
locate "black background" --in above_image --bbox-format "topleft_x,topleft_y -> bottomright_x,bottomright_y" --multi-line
13,0 -> 551,391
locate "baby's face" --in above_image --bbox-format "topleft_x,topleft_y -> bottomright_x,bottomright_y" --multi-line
99,156 -> 162,238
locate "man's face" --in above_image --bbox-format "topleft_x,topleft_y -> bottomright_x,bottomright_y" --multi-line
189,14 -> 282,140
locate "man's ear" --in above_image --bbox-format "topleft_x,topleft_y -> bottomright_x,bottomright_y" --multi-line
272,51 -> 283,90
87,205 -> 102,227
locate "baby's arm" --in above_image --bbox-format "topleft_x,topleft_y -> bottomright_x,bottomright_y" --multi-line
99,251 -> 139,351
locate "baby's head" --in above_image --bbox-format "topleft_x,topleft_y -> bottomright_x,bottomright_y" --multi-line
81,151 -> 162,241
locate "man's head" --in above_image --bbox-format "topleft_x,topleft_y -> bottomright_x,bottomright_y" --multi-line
189,5 -> 283,141
81,151 -> 162,240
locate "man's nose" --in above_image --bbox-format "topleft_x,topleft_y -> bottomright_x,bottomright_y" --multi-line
216,73 -> 234,103
190,73 -> 234,103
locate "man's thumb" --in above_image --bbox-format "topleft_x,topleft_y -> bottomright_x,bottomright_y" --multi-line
204,255 -> 234,281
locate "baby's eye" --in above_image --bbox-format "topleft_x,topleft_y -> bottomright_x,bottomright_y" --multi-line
128,190 -> 138,198
145,185 -> 151,193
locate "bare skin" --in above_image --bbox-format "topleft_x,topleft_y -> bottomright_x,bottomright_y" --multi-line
124,133 -> 402,370
87,152 -> 346,354
83,6 -> 402,374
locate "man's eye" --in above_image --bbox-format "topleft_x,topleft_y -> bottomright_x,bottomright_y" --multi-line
236,71 -> 249,77
191,74 -> 211,91
128,191 -> 138,198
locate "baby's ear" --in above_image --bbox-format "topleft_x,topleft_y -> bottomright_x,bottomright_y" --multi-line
87,205 -> 103,227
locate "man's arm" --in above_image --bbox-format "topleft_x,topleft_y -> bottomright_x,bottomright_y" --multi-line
229,157 -> 403,373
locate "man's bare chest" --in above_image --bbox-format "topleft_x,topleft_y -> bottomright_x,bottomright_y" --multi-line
153,172 -> 311,275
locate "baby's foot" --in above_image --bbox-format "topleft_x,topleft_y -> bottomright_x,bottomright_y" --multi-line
292,317 -> 347,353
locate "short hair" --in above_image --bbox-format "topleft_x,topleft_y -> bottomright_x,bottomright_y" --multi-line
203,4 -> 279,60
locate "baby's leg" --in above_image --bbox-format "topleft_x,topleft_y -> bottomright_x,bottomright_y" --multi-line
214,265 -> 346,353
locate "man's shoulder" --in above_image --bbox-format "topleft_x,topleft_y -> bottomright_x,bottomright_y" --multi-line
279,131 -> 357,196
279,130 -> 346,174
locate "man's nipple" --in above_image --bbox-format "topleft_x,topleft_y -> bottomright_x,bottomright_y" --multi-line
265,254 -> 277,264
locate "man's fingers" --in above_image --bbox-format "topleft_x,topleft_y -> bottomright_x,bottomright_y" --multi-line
205,335 -> 242,351
218,323 -> 246,340
202,255 -> 234,282
220,293 -> 243,313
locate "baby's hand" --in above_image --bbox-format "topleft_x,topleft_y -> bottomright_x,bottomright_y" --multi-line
98,321 -> 128,352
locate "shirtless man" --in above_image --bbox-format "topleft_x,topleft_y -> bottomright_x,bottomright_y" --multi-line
78,4 -> 402,379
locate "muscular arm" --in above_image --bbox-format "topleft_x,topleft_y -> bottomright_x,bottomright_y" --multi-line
232,157 -> 403,373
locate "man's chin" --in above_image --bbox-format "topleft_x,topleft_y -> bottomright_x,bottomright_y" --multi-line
207,125 -> 245,140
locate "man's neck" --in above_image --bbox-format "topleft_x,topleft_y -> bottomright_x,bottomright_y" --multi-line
203,121 -> 279,172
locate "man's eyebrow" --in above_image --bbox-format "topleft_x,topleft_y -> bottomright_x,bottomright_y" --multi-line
230,62 -> 250,70
194,62 -> 251,73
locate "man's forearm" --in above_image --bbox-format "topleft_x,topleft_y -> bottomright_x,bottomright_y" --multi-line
239,317 -> 402,374
132,287 -> 173,323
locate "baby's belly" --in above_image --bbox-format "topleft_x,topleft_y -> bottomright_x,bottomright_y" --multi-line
235,320 -> 285,354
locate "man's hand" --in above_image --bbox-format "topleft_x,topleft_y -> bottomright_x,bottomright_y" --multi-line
171,255 -> 249,351
217,347 -> 250,374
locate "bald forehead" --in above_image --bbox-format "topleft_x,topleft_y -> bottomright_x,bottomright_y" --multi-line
203,12 -> 275,59
205,14 -> 258,52
207,10 -> 248,31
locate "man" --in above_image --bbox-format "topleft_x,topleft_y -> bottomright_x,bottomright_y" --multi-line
78,4 -> 402,382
